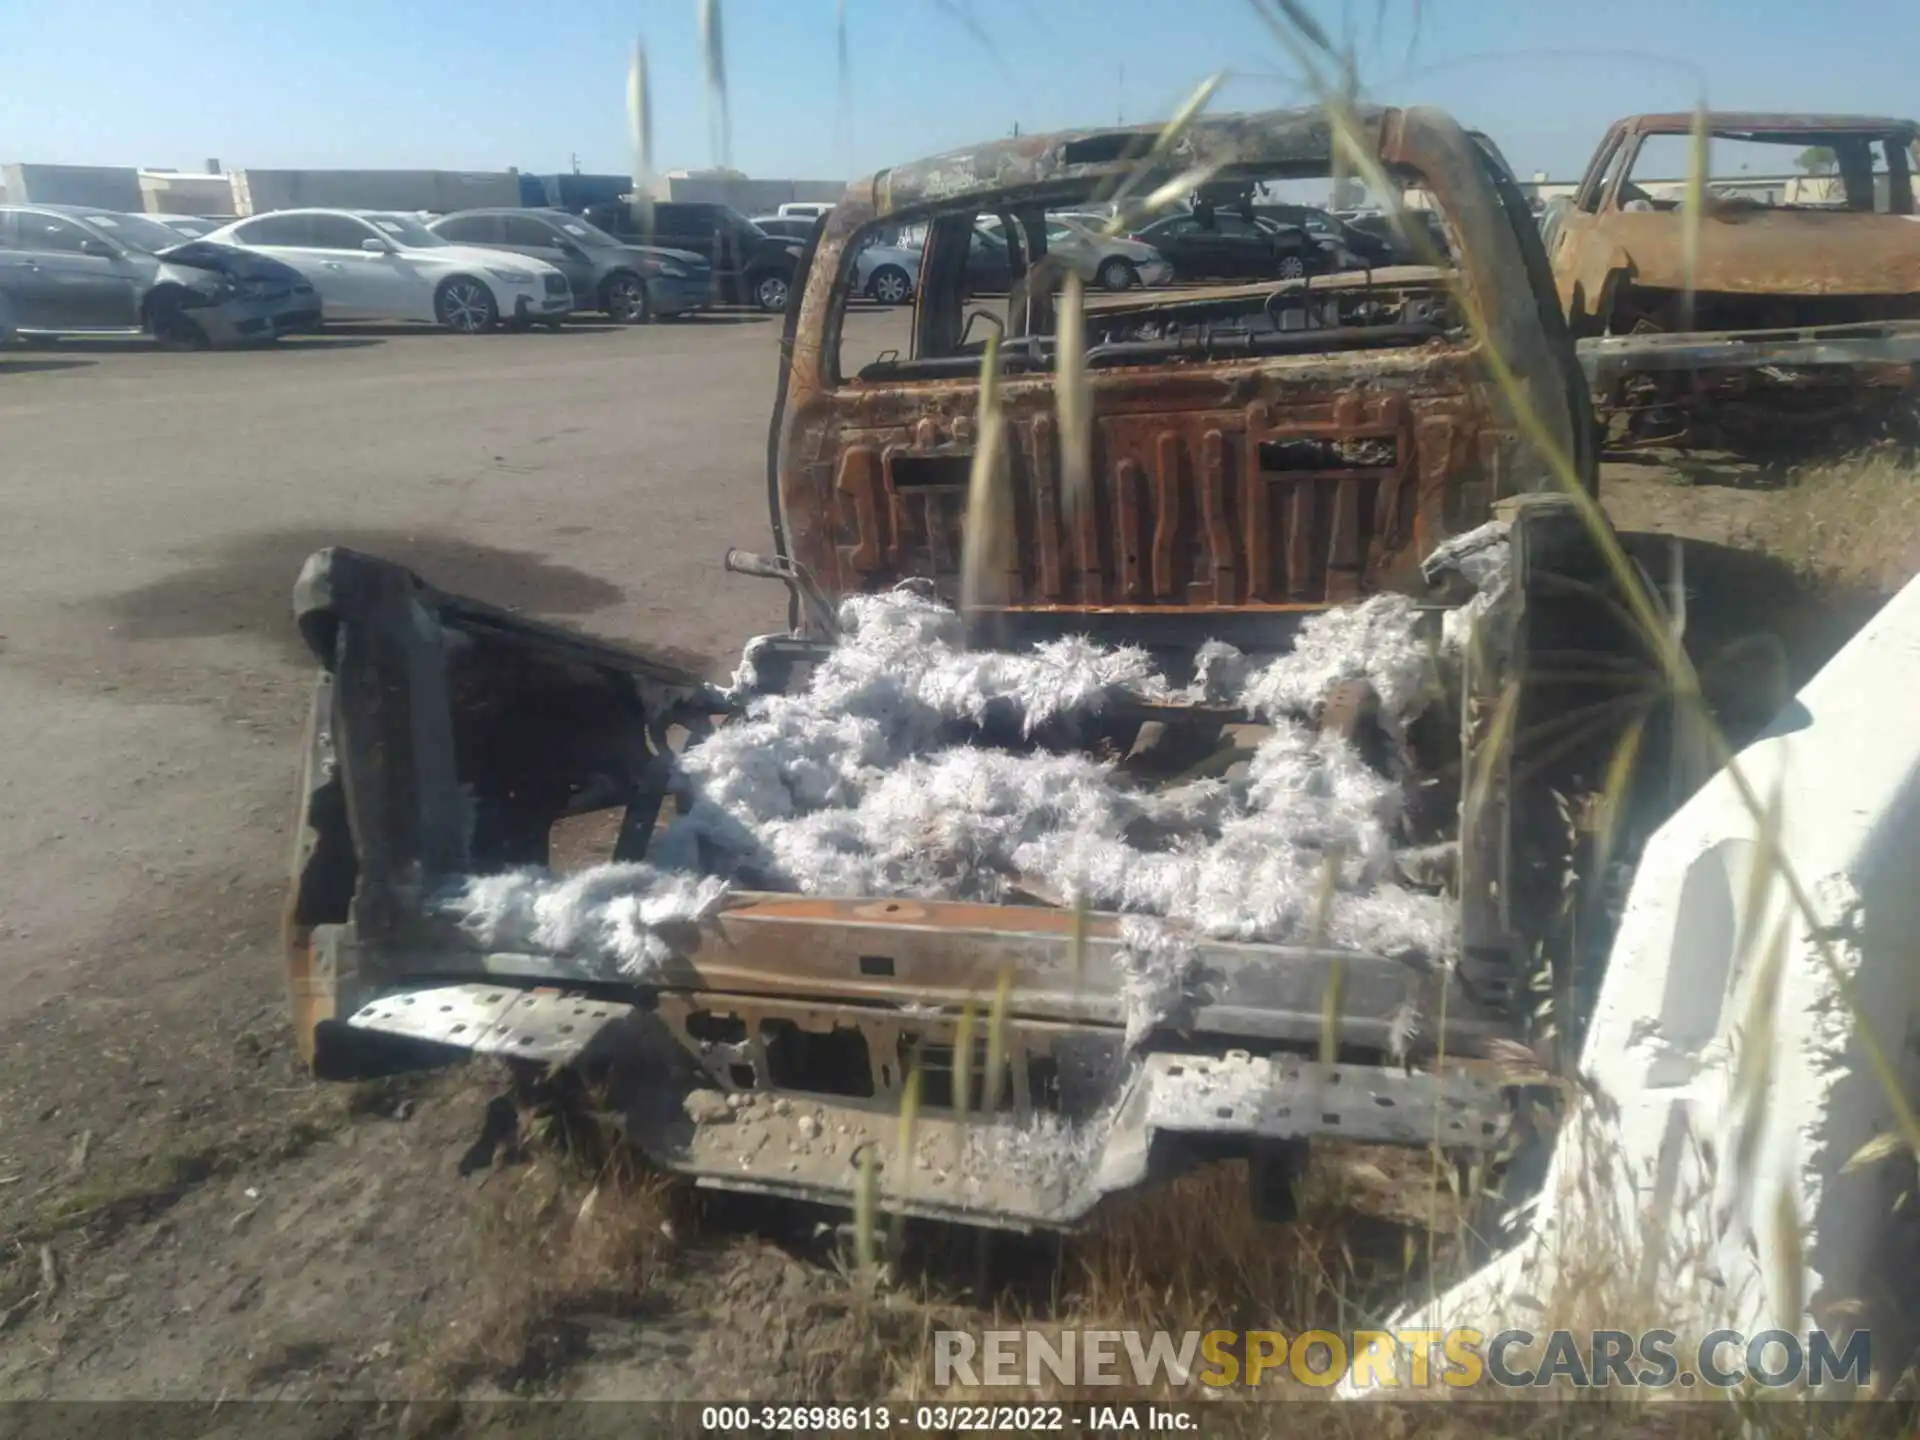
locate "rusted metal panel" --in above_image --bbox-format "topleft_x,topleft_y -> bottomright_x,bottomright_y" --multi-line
783,105 -> 1590,632
338,974 -> 1510,1229
1579,318 -> 1920,385
1588,212 -> 1920,299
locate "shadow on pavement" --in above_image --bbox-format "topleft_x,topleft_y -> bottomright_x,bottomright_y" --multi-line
671,311 -> 775,326
94,525 -> 719,674
312,320 -> 621,338
0,357 -> 97,375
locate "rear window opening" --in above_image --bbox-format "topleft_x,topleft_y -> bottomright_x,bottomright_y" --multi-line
832,165 -> 1470,383
1615,131 -> 1916,215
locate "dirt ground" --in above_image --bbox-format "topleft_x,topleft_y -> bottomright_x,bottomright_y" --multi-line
0,320 -> 1909,1412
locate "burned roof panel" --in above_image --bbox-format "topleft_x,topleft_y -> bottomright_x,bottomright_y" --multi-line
1627,111 -> 1919,140
862,105 -> 1387,219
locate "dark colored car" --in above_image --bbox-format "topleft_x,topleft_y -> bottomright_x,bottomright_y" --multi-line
1345,209 -> 1454,266
580,201 -> 804,312
0,205 -> 320,348
751,215 -> 817,242
1254,203 -> 1395,269
965,225 -> 1013,294
427,208 -> 710,323
1130,209 -> 1326,281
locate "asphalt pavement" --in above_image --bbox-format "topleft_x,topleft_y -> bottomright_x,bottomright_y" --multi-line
0,314 -> 803,1022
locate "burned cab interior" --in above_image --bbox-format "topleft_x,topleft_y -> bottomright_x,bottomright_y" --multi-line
835,167 -> 1467,386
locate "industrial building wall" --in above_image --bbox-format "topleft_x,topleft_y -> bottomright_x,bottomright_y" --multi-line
3,163 -> 144,211
662,174 -> 845,213
229,169 -> 523,215
138,171 -> 237,217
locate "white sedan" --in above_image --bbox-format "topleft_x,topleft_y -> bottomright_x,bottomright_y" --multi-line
201,209 -> 572,333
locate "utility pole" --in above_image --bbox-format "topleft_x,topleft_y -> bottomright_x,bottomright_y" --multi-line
1117,64 -> 1125,125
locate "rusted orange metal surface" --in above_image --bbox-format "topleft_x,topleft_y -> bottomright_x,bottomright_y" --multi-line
1550,112 -> 1920,327
776,106 -> 1587,630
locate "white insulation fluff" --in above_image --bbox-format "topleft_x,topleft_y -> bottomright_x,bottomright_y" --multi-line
440,585 -> 1465,1034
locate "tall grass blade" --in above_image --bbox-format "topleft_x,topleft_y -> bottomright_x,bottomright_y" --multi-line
1069,889 -> 1091,1000
1680,103 -> 1708,333
983,968 -> 1013,1117
1096,71 -> 1224,234
1771,1182 -> 1806,1333
1313,843 -> 1347,1064
697,0 -> 732,169
960,331 -> 1008,617
1057,273 -> 1090,525
892,1061 -> 923,1252
1136,163 -> 1228,222
626,40 -> 655,238
953,1001 -> 976,1127
853,1145 -> 878,1279
1842,1131 -> 1910,1174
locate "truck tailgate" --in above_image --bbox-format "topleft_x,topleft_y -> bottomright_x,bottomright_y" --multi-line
284,546 -> 1529,1226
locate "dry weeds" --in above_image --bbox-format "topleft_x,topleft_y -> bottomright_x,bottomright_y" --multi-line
417,1124 -> 679,1394
1769,446 -> 1920,596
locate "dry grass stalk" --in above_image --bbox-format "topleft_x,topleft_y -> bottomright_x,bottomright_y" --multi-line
422,1147 -> 676,1391
983,968 -> 1013,1116
1312,843 -> 1348,1064
1679,104 -> 1709,332
1056,272 -> 1091,526
1095,71 -> 1225,232
1774,447 -> 1920,594
959,331 -> 1008,617
698,0 -> 731,168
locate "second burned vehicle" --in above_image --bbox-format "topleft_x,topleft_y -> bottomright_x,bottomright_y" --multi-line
1547,112 -> 1920,448
285,107 -> 1670,1231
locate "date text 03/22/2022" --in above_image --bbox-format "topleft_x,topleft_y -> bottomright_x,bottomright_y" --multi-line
698,1404 -> 1197,1432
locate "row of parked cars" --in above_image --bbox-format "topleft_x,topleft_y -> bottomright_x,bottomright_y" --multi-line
0,192 -> 1434,348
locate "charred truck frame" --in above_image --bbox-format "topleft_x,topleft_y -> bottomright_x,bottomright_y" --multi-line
1547,112 -> 1920,448
287,107 -> 1667,1230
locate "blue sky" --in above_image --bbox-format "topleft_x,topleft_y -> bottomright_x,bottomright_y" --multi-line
2,0 -> 1912,183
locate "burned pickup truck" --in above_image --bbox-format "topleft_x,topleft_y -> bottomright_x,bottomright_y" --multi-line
286,106 -> 1668,1230
1546,112 -> 1920,448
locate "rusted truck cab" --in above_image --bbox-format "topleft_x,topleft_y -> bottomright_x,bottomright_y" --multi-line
1548,112 -> 1920,447
284,107 -> 1661,1231
772,106 -> 1594,638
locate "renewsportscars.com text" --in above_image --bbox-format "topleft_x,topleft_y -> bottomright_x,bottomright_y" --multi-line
934,1327 -> 1873,1390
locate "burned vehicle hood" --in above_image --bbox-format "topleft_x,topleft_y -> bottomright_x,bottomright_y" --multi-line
156,240 -> 310,286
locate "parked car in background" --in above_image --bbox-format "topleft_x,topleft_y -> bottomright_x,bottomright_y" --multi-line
0,205 -> 320,348
1129,208 -> 1326,280
777,201 -> 834,221
153,216 -> 227,241
429,208 -> 709,323
964,223 -> 1013,294
204,209 -> 571,333
581,200 -> 802,312
750,215 -> 817,242
0,287 -> 16,347
1254,203 -> 1395,269
852,235 -> 920,304
1042,216 -> 1172,290
1344,208 -> 1453,265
